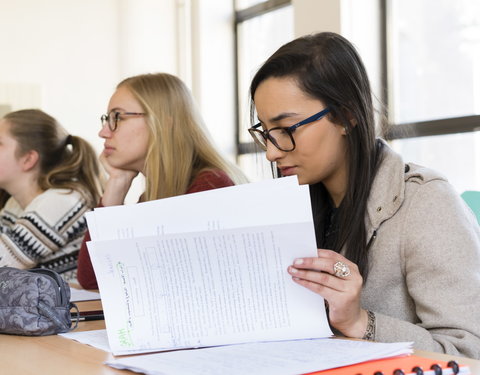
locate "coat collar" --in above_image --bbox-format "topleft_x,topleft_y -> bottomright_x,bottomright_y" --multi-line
365,140 -> 406,234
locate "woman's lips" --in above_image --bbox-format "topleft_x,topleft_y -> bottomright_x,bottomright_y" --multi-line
103,145 -> 115,155
279,166 -> 296,176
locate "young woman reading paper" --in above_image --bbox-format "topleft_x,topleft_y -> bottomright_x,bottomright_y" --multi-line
248,32 -> 480,358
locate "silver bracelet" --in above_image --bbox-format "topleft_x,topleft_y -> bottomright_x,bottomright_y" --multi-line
362,310 -> 376,341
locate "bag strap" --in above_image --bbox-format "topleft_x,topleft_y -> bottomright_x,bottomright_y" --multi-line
37,301 -> 80,332
69,303 -> 80,331
38,301 -> 71,331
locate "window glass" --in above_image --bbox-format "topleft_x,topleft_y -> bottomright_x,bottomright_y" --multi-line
390,0 -> 480,124
237,5 -> 293,144
238,152 -> 275,182
391,132 -> 480,194
236,5 -> 293,181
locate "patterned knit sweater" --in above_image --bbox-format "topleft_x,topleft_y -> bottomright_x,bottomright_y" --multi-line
0,189 -> 90,280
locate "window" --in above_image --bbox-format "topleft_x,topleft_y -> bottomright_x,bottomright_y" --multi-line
385,0 -> 480,193
388,0 -> 480,123
234,0 -> 293,181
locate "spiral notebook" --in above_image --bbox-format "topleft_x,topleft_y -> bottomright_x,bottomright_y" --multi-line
306,354 -> 470,375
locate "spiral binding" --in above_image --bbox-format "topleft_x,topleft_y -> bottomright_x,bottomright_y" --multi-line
372,360 -> 461,375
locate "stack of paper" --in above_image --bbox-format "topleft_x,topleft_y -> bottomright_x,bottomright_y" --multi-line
105,338 -> 413,375
86,176 -> 333,356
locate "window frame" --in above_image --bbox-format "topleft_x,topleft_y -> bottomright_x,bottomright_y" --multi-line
382,0 -> 480,141
234,0 -> 292,158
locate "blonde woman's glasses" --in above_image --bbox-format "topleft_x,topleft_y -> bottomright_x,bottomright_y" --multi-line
100,110 -> 145,132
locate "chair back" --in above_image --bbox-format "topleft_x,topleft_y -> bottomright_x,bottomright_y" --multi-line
461,190 -> 480,224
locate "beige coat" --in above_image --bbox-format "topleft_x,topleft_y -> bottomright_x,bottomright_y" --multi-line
361,141 -> 480,358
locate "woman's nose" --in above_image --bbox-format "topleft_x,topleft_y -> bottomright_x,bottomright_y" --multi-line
98,123 -> 112,138
265,141 -> 284,162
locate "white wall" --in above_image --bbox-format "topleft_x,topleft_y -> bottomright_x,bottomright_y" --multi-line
292,0 -> 342,36
0,0 -> 236,159
117,0 -> 178,78
0,0 -> 120,151
0,0 -> 189,202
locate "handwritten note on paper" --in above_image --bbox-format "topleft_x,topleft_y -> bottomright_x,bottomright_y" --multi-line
88,222 -> 332,355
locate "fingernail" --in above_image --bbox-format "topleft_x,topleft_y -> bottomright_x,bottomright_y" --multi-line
294,258 -> 304,265
289,266 -> 298,274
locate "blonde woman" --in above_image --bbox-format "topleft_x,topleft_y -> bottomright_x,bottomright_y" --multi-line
0,109 -> 102,281
77,72 -> 247,289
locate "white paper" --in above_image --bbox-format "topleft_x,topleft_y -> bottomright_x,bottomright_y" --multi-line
60,329 -> 110,352
70,287 -> 101,302
86,176 -> 310,241
106,338 -> 414,375
88,222 -> 332,355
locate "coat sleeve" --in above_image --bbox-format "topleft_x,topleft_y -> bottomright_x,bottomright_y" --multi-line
374,179 -> 480,359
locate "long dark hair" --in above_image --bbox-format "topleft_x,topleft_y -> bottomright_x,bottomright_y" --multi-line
250,32 -> 384,279
0,109 -> 102,208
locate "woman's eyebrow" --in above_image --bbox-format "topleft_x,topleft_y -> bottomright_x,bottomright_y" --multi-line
108,107 -> 125,112
269,112 -> 299,123
256,112 -> 299,125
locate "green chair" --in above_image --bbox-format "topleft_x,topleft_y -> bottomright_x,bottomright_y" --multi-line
461,191 -> 480,224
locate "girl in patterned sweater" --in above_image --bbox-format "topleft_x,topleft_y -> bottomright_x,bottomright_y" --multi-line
0,109 -> 102,281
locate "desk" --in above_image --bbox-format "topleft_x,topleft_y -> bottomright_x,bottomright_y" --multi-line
1,300 -> 480,374
0,300 -> 122,375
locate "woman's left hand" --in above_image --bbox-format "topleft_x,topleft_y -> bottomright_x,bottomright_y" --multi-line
288,249 -> 368,338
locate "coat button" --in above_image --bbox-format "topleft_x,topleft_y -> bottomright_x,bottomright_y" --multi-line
376,206 -> 382,212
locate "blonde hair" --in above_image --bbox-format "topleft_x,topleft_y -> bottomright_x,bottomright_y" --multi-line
117,73 -> 247,201
0,109 -> 102,208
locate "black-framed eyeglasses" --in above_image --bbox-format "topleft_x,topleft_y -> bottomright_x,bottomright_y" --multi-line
100,110 -> 146,132
248,107 -> 331,152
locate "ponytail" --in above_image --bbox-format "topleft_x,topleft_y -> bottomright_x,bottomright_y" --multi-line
41,135 -> 102,207
1,109 -> 102,208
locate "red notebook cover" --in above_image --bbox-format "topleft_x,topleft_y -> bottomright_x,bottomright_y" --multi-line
305,354 -> 470,375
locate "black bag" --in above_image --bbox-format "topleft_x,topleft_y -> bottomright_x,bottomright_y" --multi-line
0,267 -> 79,336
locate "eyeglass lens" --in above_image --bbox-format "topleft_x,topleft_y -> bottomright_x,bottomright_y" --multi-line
250,128 -> 294,151
100,111 -> 119,131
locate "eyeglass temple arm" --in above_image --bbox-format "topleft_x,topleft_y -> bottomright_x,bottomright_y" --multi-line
289,108 -> 331,132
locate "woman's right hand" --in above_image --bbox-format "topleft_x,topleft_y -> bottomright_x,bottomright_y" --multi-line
100,152 -> 138,206
287,249 -> 367,339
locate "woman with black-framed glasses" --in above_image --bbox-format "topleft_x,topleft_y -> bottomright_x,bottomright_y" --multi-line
77,72 -> 247,289
249,32 -> 480,358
